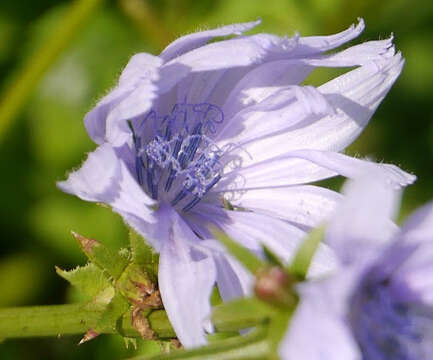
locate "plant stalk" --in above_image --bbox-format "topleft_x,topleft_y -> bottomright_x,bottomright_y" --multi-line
0,302 -> 267,340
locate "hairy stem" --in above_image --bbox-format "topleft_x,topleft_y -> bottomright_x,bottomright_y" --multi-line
0,303 -> 172,339
0,302 -> 267,340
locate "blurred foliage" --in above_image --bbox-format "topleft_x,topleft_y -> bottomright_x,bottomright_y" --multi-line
0,0 -> 432,358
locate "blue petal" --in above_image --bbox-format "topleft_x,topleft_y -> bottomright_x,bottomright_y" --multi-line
326,177 -> 400,266
228,185 -> 341,229
57,143 -> 155,222
218,149 -> 415,192
158,209 -> 217,348
280,273 -> 361,360
295,18 -> 365,56
160,20 -> 261,62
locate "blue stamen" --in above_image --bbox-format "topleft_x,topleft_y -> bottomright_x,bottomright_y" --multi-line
197,153 -> 220,177
182,174 -> 222,212
205,174 -> 221,192
182,196 -> 201,212
127,120 -> 138,145
135,157 -> 144,185
164,168 -> 177,192
187,137 -> 202,163
171,188 -> 188,206
178,150 -> 188,169
146,170 -> 156,199
187,123 -> 203,160
172,134 -> 183,158
146,156 -> 157,199
128,121 -> 145,186
131,101 -> 228,211
164,121 -> 172,141
164,134 -> 185,192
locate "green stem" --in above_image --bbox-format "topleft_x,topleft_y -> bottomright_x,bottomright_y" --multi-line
0,302 -> 267,340
0,303 -> 101,338
0,303 -> 172,339
0,0 -> 104,142
128,328 -> 269,360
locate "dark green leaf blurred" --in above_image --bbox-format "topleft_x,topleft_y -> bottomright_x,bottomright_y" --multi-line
0,0 -> 432,359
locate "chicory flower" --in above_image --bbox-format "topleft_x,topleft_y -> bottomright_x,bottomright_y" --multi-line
59,19 -> 414,347
281,178 -> 433,359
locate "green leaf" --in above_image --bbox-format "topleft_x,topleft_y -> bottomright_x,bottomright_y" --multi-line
129,229 -> 159,282
94,292 -> 130,334
266,309 -> 294,359
210,286 -> 223,307
147,310 -> 175,339
56,263 -> 111,300
213,231 -> 265,274
207,332 -> 239,344
288,226 -> 325,280
72,231 -> 130,280
116,262 -> 155,305
212,298 -> 273,332
262,245 -> 284,267
125,328 -> 269,360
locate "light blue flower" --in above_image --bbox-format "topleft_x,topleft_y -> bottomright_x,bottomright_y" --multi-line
281,178 -> 433,359
58,20 -> 414,347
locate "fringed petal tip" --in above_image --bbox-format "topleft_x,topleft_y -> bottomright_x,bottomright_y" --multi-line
380,163 -> 416,189
355,17 -> 365,31
337,16 -> 365,43
237,18 -> 262,33
374,50 -> 404,76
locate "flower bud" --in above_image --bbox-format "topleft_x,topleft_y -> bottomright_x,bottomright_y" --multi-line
254,267 -> 297,309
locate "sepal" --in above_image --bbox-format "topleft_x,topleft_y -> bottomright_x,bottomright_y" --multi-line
212,298 -> 273,332
123,327 -> 269,360
213,230 -> 265,274
72,231 -> 130,280
210,227 -> 326,360
129,229 -> 159,282
288,226 -> 325,280
57,231 -> 164,344
55,263 -> 111,300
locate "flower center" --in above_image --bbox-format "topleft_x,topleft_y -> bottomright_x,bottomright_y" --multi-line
129,102 -> 228,212
350,278 -> 433,360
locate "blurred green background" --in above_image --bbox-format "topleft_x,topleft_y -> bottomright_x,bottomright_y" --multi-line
0,0 -> 431,358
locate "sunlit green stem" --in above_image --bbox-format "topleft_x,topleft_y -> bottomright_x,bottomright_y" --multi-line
0,302 -> 267,340
128,328 -> 270,360
0,0 -> 104,142
0,303 -> 172,339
